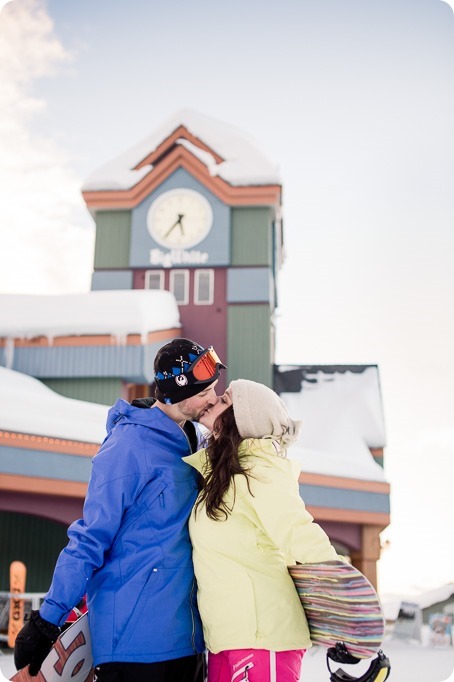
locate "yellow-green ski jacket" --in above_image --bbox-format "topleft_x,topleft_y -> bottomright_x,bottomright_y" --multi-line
184,438 -> 339,654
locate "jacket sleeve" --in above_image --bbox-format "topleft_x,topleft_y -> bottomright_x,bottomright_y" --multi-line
40,426 -> 147,626
246,458 -> 339,565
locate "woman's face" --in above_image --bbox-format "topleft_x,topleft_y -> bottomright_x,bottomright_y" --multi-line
198,388 -> 232,431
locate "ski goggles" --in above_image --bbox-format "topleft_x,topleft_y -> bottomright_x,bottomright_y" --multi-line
188,347 -> 225,381
327,644 -> 391,682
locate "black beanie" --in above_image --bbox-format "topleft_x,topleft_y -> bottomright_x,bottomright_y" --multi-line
154,337 -> 225,404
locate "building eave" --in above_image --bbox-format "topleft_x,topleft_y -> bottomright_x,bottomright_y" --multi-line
82,145 -> 282,211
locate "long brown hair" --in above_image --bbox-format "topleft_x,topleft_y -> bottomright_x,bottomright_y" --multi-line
195,406 -> 253,520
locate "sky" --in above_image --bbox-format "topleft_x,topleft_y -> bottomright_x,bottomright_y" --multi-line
0,0 -> 453,597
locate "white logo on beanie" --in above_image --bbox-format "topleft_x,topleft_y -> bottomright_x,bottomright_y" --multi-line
175,375 -> 188,387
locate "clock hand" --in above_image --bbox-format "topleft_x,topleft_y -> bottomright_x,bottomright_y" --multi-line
164,214 -> 185,238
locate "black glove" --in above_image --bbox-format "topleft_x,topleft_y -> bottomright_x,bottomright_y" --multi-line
14,610 -> 61,676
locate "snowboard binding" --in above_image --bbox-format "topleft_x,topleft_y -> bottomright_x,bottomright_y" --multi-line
326,643 -> 391,682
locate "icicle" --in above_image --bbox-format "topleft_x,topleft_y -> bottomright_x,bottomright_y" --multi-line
4,337 -> 15,369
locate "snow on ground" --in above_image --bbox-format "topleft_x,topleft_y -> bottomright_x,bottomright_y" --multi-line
299,631 -> 454,682
0,631 -> 453,681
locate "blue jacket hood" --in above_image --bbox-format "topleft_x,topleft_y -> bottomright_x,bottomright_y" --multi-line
106,398 -> 162,431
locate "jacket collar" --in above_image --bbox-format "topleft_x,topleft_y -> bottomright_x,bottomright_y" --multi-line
182,449 -> 207,474
183,439 -> 301,480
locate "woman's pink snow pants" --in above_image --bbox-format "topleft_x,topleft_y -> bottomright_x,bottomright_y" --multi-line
207,648 -> 305,682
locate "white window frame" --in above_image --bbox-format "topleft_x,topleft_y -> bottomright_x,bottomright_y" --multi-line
194,269 -> 214,305
144,270 -> 164,290
170,269 -> 190,305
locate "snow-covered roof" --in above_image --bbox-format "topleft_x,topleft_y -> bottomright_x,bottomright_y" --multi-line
413,584 -> 454,611
82,108 -> 281,192
381,584 -> 454,621
0,290 -> 180,341
280,366 -> 387,482
0,367 -> 108,443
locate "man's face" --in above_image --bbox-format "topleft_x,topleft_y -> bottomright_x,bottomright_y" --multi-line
198,388 -> 232,431
176,380 -> 219,421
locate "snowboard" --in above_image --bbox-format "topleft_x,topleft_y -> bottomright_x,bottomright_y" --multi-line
7,561 -> 27,649
288,561 -> 385,659
10,613 -> 94,682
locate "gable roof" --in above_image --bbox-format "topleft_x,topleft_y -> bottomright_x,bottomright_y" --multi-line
82,109 -> 281,210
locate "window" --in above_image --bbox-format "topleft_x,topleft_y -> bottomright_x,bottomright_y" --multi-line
170,270 -> 189,305
194,269 -> 214,305
145,270 -> 164,290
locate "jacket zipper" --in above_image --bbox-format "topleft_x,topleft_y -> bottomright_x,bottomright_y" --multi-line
190,576 -> 197,651
177,422 -> 193,453
177,421 -> 198,651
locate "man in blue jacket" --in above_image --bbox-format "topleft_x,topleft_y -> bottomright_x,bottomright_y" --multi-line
14,338 -> 226,682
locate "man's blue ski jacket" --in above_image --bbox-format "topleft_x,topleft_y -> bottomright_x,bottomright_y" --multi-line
40,399 -> 204,665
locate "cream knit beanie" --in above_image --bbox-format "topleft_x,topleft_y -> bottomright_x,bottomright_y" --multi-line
229,379 -> 302,450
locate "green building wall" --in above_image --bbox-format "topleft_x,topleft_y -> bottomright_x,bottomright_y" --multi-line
229,207 -> 276,386
231,207 -> 273,266
227,304 -> 273,387
93,210 -> 131,269
0,512 -> 68,593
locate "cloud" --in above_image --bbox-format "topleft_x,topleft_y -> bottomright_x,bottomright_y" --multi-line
0,0 -> 94,294
0,1 -> 13,13
440,0 -> 454,13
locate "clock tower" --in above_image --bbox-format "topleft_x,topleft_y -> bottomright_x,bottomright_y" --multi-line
82,109 -> 283,394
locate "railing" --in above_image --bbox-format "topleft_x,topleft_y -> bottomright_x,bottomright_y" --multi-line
0,592 -> 46,643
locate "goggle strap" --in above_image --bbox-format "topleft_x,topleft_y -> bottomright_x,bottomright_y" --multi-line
327,648 -> 391,682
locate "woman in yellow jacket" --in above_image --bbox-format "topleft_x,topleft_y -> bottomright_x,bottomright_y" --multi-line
184,379 -> 341,682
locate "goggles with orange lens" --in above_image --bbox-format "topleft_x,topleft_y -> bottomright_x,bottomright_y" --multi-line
189,347 -> 225,381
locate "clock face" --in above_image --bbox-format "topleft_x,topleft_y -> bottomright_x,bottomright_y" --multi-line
147,188 -> 213,249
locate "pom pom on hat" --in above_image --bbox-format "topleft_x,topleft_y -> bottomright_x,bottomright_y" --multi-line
229,379 -> 302,449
